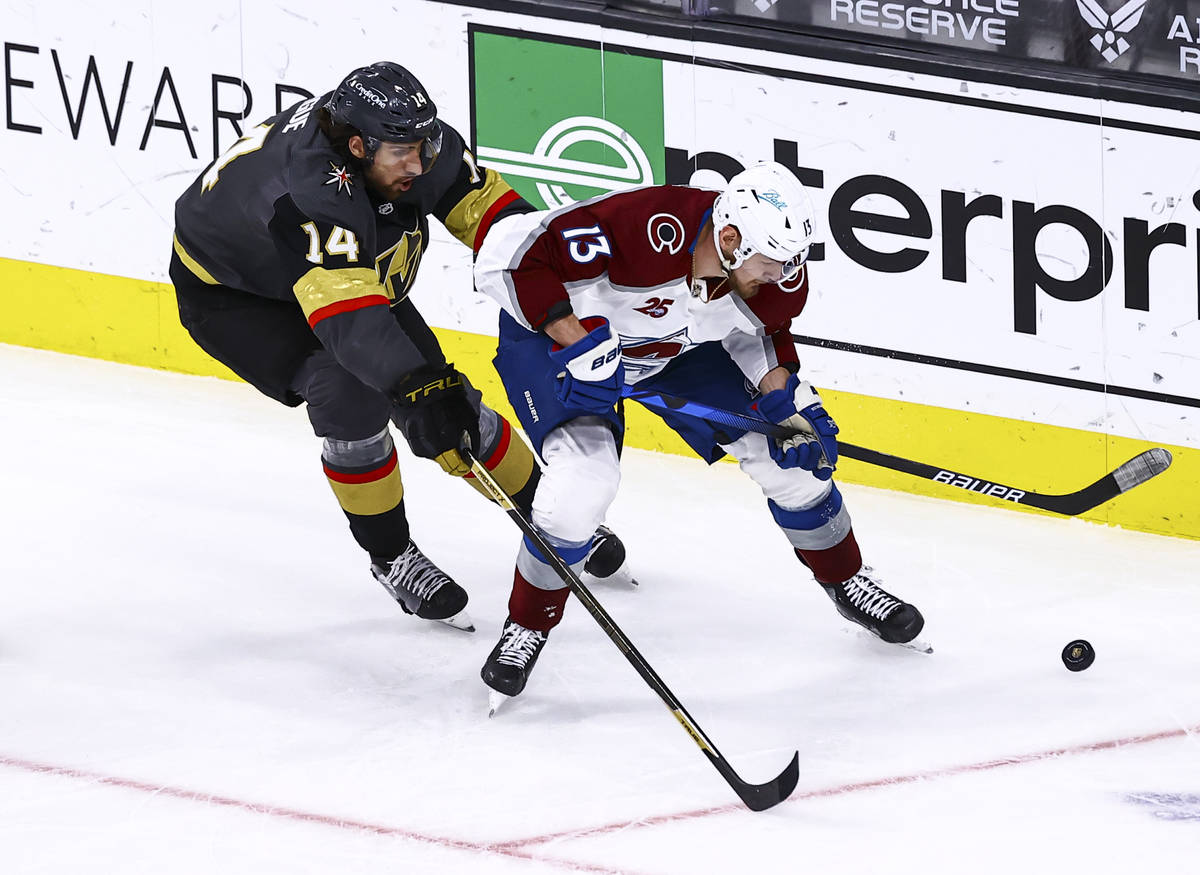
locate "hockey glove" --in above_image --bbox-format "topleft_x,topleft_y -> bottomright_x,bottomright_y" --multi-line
547,316 -> 624,416
756,374 -> 838,479
392,363 -> 480,477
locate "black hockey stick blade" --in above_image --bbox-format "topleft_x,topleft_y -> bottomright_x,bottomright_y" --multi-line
717,749 -> 800,812
1029,446 -> 1171,515
624,387 -> 1173,516
839,443 -> 1173,516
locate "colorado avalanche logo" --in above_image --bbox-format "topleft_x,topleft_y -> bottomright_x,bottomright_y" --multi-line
621,327 -> 692,377
647,213 -> 685,255
777,263 -> 807,294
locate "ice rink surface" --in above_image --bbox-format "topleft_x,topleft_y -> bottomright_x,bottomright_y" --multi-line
2,343 -> 1198,874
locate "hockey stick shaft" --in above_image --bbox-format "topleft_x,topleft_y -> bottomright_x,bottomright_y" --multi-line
464,450 -> 799,812
622,387 -> 1172,516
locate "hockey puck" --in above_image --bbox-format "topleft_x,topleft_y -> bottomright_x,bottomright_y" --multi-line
1062,639 -> 1095,672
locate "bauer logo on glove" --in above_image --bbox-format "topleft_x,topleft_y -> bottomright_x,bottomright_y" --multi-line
590,347 -> 620,372
547,316 -> 625,416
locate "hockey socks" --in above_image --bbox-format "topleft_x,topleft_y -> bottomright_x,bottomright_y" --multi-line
463,415 -> 540,514
322,434 -> 410,561
795,528 -> 863,585
508,568 -> 570,633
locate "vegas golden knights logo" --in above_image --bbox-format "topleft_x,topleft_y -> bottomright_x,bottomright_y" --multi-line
375,229 -> 424,302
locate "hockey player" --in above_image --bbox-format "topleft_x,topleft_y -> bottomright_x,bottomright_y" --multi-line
474,161 -> 925,702
170,62 -> 626,632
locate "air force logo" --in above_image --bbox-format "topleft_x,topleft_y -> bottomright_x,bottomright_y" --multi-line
647,212 -> 686,255
1076,0 -> 1147,63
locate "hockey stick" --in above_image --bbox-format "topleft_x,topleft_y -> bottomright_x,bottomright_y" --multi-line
463,449 -> 800,812
622,386 -> 1173,517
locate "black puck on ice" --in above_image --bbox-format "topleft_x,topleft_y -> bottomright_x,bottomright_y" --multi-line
1062,639 -> 1095,672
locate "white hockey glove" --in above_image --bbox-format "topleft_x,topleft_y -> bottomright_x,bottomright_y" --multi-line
547,316 -> 624,415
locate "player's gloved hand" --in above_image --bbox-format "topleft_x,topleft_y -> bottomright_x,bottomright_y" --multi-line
756,374 -> 838,479
391,363 -> 480,477
547,316 -> 624,415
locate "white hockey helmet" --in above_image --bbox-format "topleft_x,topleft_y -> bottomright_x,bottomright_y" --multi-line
711,161 -> 815,282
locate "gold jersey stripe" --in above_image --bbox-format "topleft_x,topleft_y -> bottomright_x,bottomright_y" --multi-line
325,465 -> 404,516
443,168 -> 517,250
293,266 -> 387,323
172,235 -> 220,285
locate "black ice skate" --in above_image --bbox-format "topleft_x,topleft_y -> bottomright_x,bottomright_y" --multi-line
820,566 -> 928,651
370,540 -> 474,632
482,618 -> 548,716
583,524 -> 638,586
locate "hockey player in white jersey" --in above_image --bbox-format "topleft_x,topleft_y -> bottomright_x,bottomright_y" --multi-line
474,162 -> 925,704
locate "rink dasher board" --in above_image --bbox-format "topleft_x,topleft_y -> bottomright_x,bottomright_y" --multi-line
0,0 -> 1193,538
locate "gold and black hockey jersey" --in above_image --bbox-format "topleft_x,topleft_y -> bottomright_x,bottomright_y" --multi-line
172,92 -> 527,396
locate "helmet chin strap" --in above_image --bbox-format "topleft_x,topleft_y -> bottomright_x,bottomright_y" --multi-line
713,222 -> 749,274
354,135 -> 380,166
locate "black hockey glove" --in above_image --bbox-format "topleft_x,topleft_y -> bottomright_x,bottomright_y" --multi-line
391,364 -> 480,477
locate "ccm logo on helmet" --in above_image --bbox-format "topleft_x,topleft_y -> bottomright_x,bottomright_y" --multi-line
647,212 -> 686,255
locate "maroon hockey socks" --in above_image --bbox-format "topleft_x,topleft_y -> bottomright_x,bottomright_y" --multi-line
508,569 -> 569,633
796,528 -> 864,585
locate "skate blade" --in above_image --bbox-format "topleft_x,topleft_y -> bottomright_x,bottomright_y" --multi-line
851,628 -> 933,654
584,562 -> 639,588
435,609 -> 475,633
487,690 -> 511,718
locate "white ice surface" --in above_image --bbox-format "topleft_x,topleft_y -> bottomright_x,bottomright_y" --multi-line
1,343 -> 1198,874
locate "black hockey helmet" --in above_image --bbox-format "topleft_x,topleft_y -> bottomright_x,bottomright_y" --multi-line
324,62 -> 443,169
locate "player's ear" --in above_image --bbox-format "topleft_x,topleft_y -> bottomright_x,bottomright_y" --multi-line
348,135 -> 366,160
720,224 -> 741,253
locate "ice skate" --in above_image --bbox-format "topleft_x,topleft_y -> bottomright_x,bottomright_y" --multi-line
371,540 -> 474,632
820,566 -> 929,652
583,524 -> 638,587
482,618 -> 548,716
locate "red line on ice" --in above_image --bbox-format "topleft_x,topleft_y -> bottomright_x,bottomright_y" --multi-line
494,722 -> 1200,850
0,754 -> 642,875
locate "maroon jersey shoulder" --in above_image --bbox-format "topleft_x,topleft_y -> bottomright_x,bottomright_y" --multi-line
533,186 -> 717,288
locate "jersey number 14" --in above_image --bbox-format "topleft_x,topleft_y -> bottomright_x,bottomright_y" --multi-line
300,222 -> 360,264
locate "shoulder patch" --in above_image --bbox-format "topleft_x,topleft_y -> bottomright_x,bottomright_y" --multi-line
646,212 -> 685,255
324,162 -> 355,197
777,263 -> 806,294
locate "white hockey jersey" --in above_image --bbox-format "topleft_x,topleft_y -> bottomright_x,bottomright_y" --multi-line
474,185 -> 809,387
